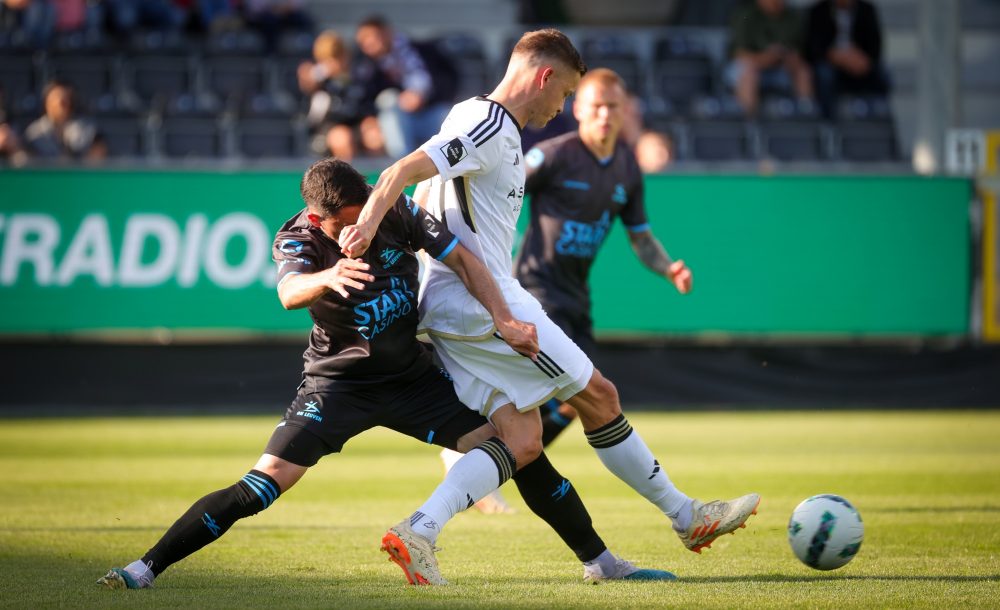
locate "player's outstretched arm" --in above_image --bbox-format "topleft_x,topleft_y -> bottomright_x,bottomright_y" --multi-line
277,259 -> 374,309
442,244 -> 540,359
627,229 -> 692,294
339,151 -> 440,257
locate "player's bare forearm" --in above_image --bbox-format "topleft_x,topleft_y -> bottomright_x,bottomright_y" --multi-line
629,230 -> 673,276
341,151 -> 440,257
277,259 -> 373,309
629,230 -> 693,294
442,244 -> 539,358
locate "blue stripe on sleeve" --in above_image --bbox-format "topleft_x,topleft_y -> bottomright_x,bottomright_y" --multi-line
626,223 -> 650,233
435,237 -> 459,260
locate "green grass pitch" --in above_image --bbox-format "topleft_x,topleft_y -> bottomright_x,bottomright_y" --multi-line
1,410 -> 999,609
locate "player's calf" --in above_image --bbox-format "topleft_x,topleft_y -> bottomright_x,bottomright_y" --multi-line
99,469 -> 283,589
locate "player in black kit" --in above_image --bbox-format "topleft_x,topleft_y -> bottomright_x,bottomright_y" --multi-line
516,68 -> 693,445
97,158 -> 673,590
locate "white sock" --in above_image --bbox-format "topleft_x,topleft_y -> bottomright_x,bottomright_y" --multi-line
410,438 -> 516,543
440,447 -> 464,472
123,559 -> 154,586
582,549 -> 618,576
585,415 -> 692,527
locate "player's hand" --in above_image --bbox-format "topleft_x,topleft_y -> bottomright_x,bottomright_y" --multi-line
338,222 -> 374,258
496,318 -> 539,360
323,258 -> 373,298
668,259 -> 692,294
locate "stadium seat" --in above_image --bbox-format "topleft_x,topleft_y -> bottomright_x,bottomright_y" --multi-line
95,115 -> 146,157
241,91 -> 296,119
128,29 -> 198,55
581,34 -> 643,95
46,54 -> 120,106
0,52 -> 38,104
127,55 -> 196,104
203,56 -> 268,102
235,118 -> 305,158
205,30 -> 266,57
687,120 -> 754,161
275,31 -> 314,60
435,33 -> 491,100
837,121 -> 898,162
651,57 -> 714,107
163,92 -> 222,118
159,117 -> 226,158
759,121 -> 828,161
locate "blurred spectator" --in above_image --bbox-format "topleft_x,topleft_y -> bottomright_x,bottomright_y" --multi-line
0,89 -> 28,166
298,30 -> 384,160
24,81 -> 106,161
1,0 -> 54,47
192,0 -> 242,32
635,130 -> 674,173
805,0 -> 890,119
518,0 -> 569,24
103,0 -> 187,35
242,0 -> 312,52
726,0 -> 814,115
620,92 -> 643,148
354,15 -> 458,158
50,0 -> 102,35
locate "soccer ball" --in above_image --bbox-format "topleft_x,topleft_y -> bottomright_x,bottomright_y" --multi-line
787,494 -> 864,570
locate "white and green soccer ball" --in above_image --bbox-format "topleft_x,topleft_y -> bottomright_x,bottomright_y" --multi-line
787,494 -> 864,570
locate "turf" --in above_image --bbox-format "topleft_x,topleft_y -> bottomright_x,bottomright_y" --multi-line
1,410 -> 998,609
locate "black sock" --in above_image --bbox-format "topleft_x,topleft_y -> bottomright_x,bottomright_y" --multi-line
540,403 -> 575,447
512,451 -> 606,563
141,470 -> 281,576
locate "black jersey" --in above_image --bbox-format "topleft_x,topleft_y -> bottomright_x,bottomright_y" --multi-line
273,194 -> 458,382
515,132 -> 649,317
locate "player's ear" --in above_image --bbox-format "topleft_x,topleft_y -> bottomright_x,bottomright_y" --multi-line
537,66 -> 554,90
306,212 -> 323,227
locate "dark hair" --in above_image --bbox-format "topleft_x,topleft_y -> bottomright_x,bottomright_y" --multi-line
42,79 -> 75,112
512,29 -> 586,76
358,14 -> 389,31
300,158 -> 369,217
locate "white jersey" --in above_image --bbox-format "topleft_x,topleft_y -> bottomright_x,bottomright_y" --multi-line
417,96 -> 530,339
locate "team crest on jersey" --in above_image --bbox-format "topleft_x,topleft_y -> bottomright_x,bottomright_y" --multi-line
612,183 -> 628,204
525,148 -> 544,168
379,247 -> 403,268
441,138 -> 468,167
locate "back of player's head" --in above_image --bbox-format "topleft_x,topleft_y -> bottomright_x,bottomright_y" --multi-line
511,29 -> 586,77
300,158 -> 368,217
578,67 -> 626,95
313,30 -> 347,62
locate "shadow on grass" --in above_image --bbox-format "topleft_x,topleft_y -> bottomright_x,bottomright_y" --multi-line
679,574 -> 1000,584
866,506 -> 1000,514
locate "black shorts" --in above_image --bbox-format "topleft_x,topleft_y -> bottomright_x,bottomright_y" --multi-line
264,360 -> 488,467
545,306 -> 596,357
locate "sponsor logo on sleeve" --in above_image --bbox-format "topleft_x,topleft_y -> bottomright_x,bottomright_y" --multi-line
440,138 -> 468,167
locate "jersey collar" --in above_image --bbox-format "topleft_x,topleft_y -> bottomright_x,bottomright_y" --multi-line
476,96 -> 523,135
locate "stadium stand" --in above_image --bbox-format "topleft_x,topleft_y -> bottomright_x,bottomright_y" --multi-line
0,0 -> 996,167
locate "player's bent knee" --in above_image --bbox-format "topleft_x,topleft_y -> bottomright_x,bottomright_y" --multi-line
508,435 -> 543,467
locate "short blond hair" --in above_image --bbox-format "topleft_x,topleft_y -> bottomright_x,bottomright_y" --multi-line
313,30 -> 347,62
577,67 -> 626,94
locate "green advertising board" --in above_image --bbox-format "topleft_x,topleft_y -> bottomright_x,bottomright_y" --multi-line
0,170 -> 970,338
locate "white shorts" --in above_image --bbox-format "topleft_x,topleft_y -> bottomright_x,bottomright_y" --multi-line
426,294 -> 594,419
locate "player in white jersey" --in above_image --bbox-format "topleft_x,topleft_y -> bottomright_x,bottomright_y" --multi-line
339,29 -> 760,585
